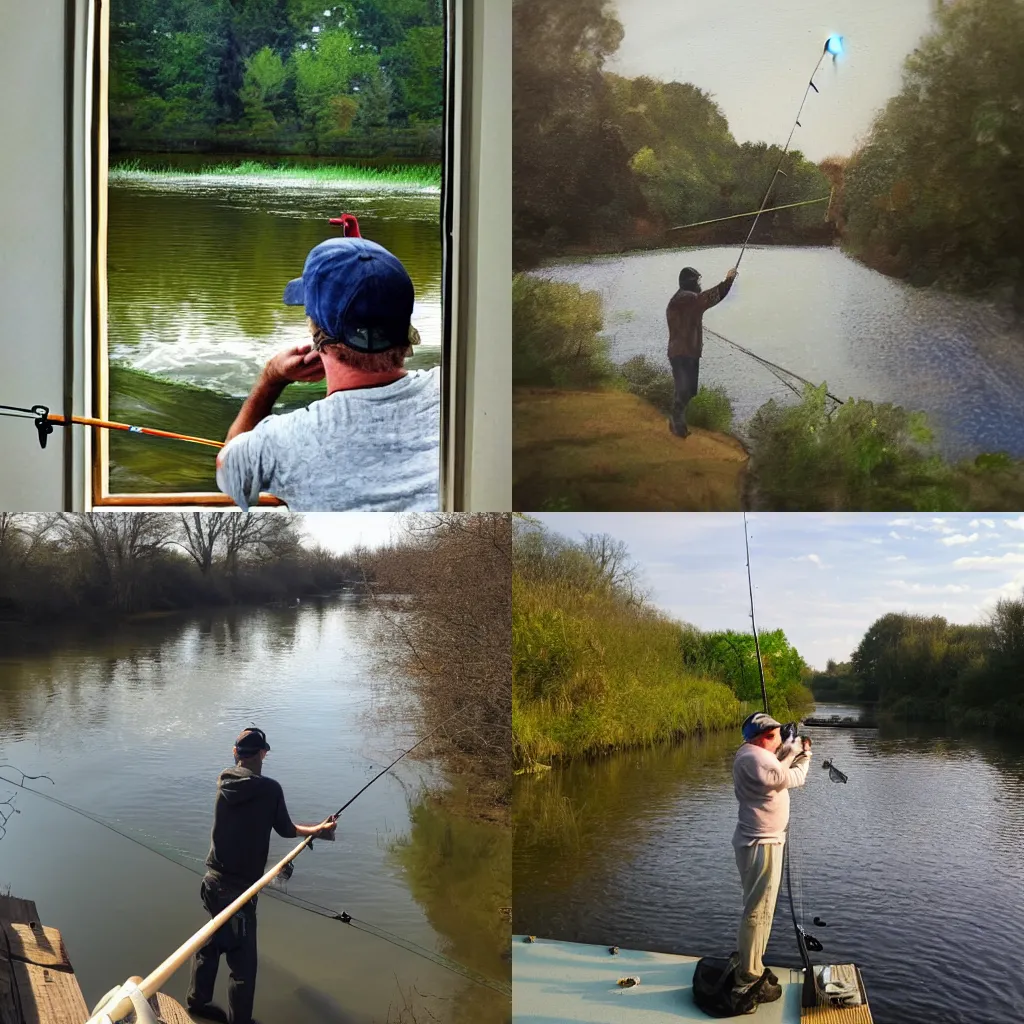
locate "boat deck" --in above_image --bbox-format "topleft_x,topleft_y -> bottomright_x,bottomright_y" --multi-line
513,936 -> 872,1024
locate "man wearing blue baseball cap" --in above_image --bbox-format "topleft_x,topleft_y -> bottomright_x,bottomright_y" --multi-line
729,712 -> 811,1009
215,230 -> 440,511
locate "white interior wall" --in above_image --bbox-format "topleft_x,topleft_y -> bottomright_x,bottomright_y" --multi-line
0,0 -> 75,511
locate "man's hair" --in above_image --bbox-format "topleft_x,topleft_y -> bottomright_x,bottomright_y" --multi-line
309,318 -> 411,373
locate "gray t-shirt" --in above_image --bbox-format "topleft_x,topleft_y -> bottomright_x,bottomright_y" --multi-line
216,367 -> 440,511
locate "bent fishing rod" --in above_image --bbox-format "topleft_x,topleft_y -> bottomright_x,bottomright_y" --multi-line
735,35 -> 843,271
743,512 -> 771,715
89,709 -> 467,1024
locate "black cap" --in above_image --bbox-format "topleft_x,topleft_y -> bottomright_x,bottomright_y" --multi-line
235,727 -> 271,757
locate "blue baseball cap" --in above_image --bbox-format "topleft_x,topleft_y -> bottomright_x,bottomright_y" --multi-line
282,237 -> 414,353
741,712 -> 782,742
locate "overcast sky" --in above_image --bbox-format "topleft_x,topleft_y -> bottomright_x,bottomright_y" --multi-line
530,513 -> 1024,669
300,512 -> 403,553
607,0 -> 935,161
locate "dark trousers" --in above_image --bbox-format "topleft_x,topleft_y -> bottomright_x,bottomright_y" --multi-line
669,355 -> 701,435
187,874 -> 258,1024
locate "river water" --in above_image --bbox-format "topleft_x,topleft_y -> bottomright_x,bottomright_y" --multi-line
106,173 -> 441,493
537,246 -> 1024,459
512,704 -> 1024,1024
0,598 -> 509,1023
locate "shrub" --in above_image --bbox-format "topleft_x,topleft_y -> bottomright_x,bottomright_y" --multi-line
748,383 -> 966,510
512,275 -> 617,388
687,385 -> 734,433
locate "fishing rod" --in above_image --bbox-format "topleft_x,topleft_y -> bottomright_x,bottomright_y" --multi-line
279,708 -> 466,881
735,35 -> 844,270
0,403 -> 223,450
742,512 -> 770,715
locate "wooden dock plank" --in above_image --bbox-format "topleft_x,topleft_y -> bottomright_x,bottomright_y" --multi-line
12,962 -> 88,1024
2,925 -> 71,970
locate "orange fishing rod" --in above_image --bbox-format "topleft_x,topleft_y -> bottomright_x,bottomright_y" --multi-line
0,404 -> 223,450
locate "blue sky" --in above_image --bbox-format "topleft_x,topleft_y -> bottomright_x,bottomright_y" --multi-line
530,513 -> 1024,669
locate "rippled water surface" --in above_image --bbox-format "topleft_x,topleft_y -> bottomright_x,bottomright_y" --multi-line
0,599 -> 508,1023
539,247 -> 1024,458
109,178 -> 441,398
513,705 -> 1024,1024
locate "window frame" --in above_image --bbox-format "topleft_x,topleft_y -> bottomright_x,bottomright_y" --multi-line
88,0 -> 456,509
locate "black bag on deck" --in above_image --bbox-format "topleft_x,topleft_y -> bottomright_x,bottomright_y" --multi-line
691,956 -> 762,1018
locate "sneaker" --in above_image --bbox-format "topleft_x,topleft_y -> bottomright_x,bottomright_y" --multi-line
756,978 -> 783,1004
761,968 -> 779,986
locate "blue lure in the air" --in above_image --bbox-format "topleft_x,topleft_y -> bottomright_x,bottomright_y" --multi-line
825,34 -> 844,59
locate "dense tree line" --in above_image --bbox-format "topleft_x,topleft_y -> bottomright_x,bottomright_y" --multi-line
808,603 -> 1024,727
111,0 -> 444,155
512,0 -> 834,269
842,0 -> 1024,304
0,512 -> 359,621
360,514 -> 511,807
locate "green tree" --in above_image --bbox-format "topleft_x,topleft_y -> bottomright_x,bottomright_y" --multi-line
239,45 -> 291,131
385,24 -> 444,121
292,27 -> 368,149
843,0 -> 1024,299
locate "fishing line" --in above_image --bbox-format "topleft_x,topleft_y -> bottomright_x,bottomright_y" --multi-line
0,714 -> 509,997
735,36 -> 844,270
704,328 -> 846,408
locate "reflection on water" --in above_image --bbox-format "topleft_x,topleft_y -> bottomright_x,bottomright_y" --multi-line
0,600 -> 508,1023
538,246 -> 1024,458
512,712 -> 1024,1024
108,180 -> 441,398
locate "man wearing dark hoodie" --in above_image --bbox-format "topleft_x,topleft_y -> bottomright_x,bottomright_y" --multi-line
666,265 -> 738,437
186,728 -> 337,1024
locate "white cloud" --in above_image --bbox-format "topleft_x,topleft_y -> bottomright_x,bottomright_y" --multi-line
940,533 -> 979,547
970,519 -> 996,529
889,531 -> 904,541
887,580 -> 971,594
953,552 -> 1024,570
885,555 -> 907,562
888,518 -> 912,527
792,554 -> 825,568
1005,517 -> 1024,531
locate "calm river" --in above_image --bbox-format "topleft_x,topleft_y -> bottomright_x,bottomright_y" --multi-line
512,704 -> 1024,1024
0,598 -> 509,1023
107,172 -> 441,492
538,246 -> 1024,460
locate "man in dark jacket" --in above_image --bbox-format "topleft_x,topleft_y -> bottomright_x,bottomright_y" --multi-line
666,265 -> 737,437
186,728 -> 337,1024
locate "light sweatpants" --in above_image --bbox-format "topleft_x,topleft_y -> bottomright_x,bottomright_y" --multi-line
734,841 -> 785,988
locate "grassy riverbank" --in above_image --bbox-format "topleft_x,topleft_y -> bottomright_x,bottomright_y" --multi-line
512,519 -> 812,767
110,158 -> 442,189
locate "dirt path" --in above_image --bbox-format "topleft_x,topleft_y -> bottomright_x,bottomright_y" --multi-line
513,388 -> 749,510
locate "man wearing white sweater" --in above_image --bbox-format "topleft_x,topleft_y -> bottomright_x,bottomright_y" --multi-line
731,711 -> 812,1006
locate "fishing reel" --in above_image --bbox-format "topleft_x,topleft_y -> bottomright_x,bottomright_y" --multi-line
32,406 -> 53,449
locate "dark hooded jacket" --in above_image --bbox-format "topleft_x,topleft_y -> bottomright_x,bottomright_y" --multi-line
666,277 -> 734,360
205,765 -> 298,892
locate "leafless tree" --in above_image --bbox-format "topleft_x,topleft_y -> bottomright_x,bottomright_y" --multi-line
362,514 -> 512,804
55,512 -> 170,611
222,512 -> 304,574
177,512 -> 230,574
